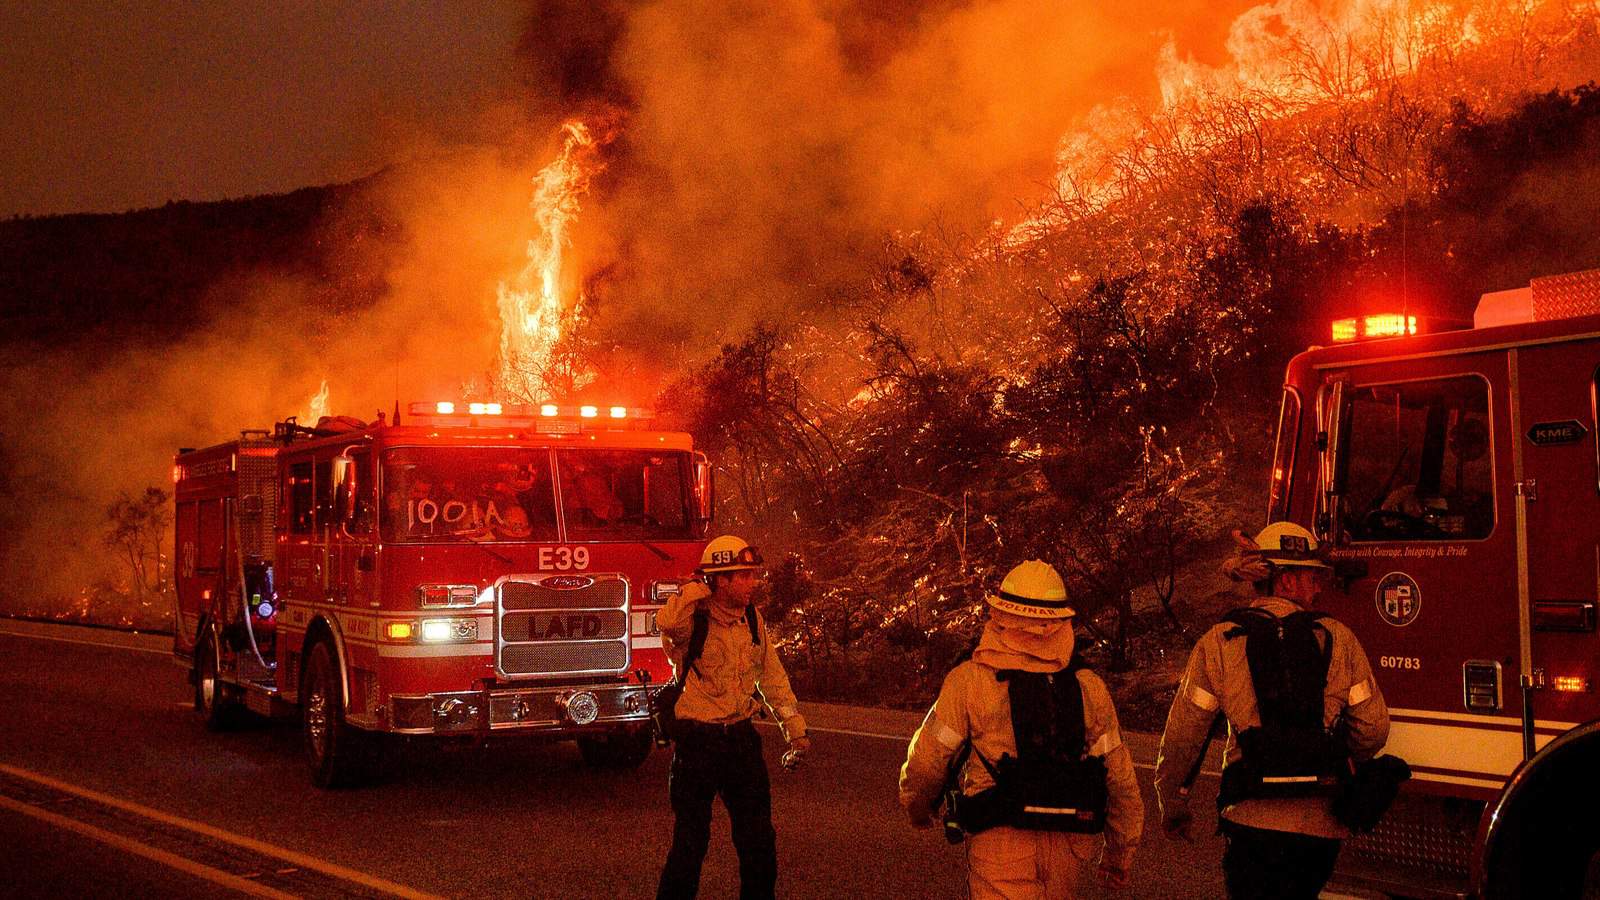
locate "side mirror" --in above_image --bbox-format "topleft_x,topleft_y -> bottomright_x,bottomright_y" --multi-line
1317,380 -> 1349,542
331,453 -> 357,524
692,453 -> 714,522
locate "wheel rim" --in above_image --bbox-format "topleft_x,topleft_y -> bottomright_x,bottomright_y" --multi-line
199,642 -> 217,713
305,670 -> 329,762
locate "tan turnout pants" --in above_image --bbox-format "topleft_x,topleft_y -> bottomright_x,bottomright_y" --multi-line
965,825 -> 1098,900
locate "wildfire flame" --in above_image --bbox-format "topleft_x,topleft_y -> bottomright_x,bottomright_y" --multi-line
497,119 -> 609,399
1045,0 -> 1591,222
301,378 -> 329,424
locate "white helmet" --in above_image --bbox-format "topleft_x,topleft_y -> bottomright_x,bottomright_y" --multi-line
698,534 -> 763,574
1253,522 -> 1330,570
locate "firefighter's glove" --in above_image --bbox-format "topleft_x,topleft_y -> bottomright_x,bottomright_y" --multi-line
1162,808 -> 1195,843
1096,861 -> 1129,890
781,735 -> 811,771
1221,528 -> 1272,583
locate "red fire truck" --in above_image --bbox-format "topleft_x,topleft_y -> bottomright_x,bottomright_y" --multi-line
173,401 -> 711,787
1268,269 -> 1600,897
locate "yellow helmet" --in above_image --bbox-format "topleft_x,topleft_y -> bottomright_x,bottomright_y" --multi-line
986,560 -> 1074,619
1254,522 -> 1330,569
699,534 -> 764,574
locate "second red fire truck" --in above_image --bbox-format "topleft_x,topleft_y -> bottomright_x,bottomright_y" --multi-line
1268,269 -> 1600,897
173,401 -> 711,787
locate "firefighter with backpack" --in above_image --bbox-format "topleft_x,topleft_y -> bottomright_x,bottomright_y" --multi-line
899,560 -> 1143,898
1154,522 -> 1391,899
654,534 -> 810,900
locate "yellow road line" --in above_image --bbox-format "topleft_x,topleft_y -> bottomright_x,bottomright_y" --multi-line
0,792 -> 293,899
0,763 -> 442,900
0,627 -> 167,655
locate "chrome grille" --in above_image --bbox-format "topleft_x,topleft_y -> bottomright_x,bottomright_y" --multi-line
501,610 -> 627,643
497,575 -> 631,677
501,641 -> 629,674
502,579 -> 628,610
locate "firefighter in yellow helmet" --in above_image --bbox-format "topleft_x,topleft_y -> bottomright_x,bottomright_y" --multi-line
1154,522 -> 1391,899
655,535 -> 809,900
899,560 -> 1144,898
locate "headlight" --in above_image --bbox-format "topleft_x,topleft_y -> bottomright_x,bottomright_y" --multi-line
650,580 -> 683,602
420,618 -> 479,642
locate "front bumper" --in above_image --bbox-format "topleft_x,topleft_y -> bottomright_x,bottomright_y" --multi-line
386,682 -> 652,735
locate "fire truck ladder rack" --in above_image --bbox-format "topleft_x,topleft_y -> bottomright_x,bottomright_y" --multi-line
273,417 -> 366,443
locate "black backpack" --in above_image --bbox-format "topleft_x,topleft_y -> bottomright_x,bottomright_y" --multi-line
1216,607 -> 1349,807
943,662 -> 1109,837
648,602 -> 760,745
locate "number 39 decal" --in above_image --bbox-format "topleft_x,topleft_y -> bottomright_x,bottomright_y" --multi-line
538,546 -> 591,571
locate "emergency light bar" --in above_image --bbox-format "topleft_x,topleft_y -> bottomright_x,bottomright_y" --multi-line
408,401 -> 653,418
1330,314 -> 1419,343
406,401 -> 655,431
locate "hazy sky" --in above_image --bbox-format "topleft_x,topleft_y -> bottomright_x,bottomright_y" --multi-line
0,0 -> 1262,219
0,2 -> 527,216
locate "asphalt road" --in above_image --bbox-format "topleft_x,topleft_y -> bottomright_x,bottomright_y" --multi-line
0,621 -> 1233,899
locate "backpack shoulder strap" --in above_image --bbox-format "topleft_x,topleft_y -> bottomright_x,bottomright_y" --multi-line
1286,610 -> 1336,674
746,601 -> 761,646
1000,667 -> 1089,763
680,608 -> 711,684
1221,606 -> 1275,639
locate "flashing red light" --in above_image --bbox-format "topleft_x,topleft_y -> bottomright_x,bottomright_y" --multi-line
1331,314 -> 1419,343
1554,675 -> 1590,693
1364,314 -> 1417,338
405,400 -> 654,423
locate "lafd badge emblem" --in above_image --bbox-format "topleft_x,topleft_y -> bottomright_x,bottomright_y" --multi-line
1375,572 -> 1421,627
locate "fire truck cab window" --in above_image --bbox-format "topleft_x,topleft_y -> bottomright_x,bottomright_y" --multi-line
288,462 -> 314,534
557,449 -> 692,541
314,459 -> 334,529
349,452 -> 375,535
1342,376 -> 1494,541
381,448 -> 558,543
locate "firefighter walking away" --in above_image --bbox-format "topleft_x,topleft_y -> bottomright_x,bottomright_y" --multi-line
1155,523 -> 1392,899
899,560 -> 1143,899
655,535 -> 811,900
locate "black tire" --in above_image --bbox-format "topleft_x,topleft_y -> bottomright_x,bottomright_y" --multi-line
1483,743 -> 1600,899
193,632 -> 237,731
300,640 -> 370,789
578,728 -> 653,770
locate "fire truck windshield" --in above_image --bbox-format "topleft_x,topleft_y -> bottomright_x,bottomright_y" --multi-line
382,448 -> 559,544
555,449 -> 693,542
1340,376 -> 1494,541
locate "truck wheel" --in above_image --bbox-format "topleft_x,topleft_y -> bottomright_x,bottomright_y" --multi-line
300,640 -> 369,789
578,728 -> 653,769
1483,741 -> 1600,898
193,632 -> 237,731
